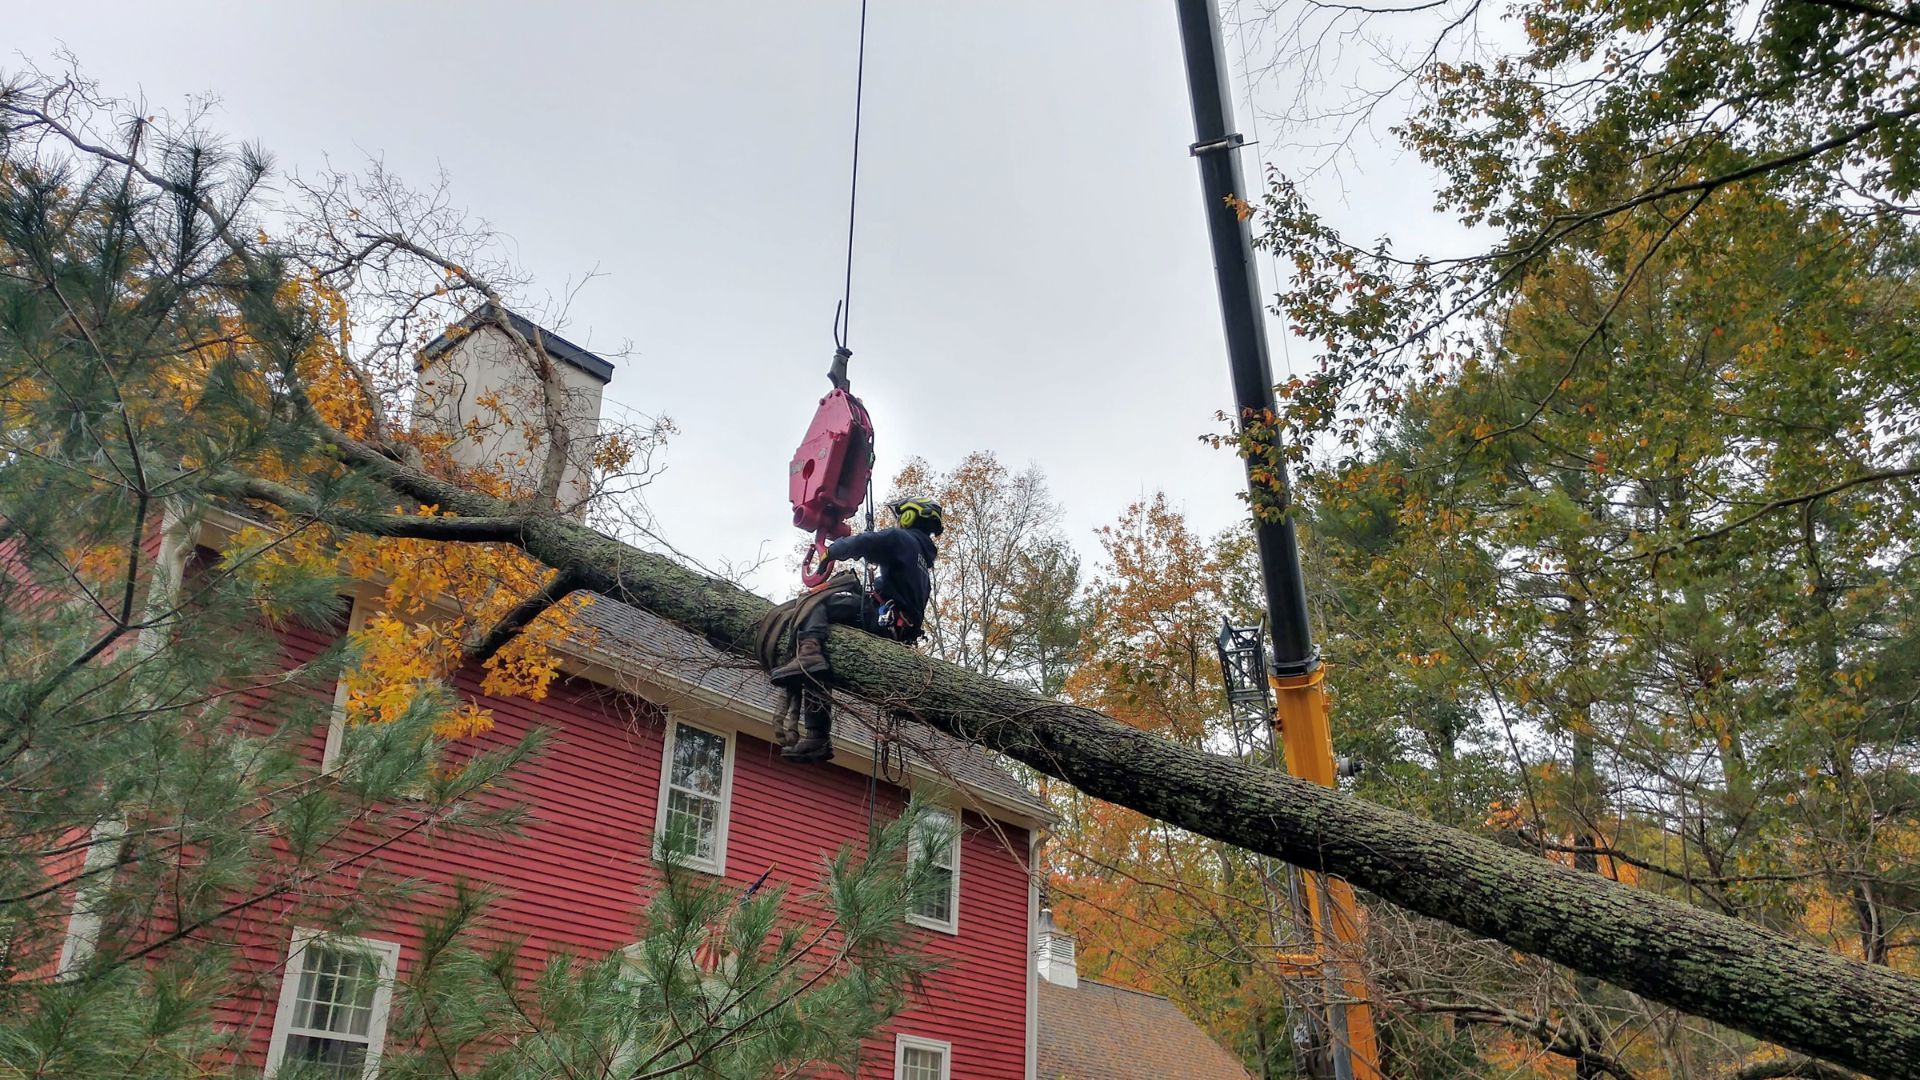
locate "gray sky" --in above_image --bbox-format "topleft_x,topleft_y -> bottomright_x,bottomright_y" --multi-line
10,1 -> 1456,595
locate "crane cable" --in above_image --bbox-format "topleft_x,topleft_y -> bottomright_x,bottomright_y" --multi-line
828,0 -> 896,837
841,0 -> 880,590
831,0 -> 870,356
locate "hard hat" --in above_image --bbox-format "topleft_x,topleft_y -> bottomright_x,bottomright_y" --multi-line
890,497 -> 945,535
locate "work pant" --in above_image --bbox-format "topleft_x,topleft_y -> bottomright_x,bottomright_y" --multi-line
795,589 -> 882,645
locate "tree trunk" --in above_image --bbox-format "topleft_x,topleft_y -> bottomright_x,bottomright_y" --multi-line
1567,590 -> 1608,1080
314,450 -> 1920,1079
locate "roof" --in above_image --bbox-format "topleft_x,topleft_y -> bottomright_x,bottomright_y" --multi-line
197,501 -> 1044,824
570,592 -> 1051,823
1038,979 -> 1253,1080
421,308 -> 615,384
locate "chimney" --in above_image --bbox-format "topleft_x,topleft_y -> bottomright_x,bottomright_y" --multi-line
1036,908 -> 1078,989
414,309 -> 613,512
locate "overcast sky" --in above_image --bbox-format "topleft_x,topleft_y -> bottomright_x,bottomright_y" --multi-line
10,1 -> 1459,595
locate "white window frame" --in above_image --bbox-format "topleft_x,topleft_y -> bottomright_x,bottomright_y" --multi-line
611,941 -> 740,1075
265,927 -> 400,1079
653,717 -> 736,876
321,598 -> 369,774
894,1034 -> 953,1080
906,807 -> 961,935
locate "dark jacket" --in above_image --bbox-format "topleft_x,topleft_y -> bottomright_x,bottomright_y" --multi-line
826,526 -> 937,631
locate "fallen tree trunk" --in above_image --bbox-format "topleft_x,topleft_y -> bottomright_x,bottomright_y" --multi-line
312,448 -> 1920,1079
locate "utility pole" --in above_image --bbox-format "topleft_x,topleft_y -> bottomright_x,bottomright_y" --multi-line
1173,3 -> 1382,1078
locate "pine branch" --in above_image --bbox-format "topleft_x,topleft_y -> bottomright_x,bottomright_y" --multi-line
210,474 -> 530,543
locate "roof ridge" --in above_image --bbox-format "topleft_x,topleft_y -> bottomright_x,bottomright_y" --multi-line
1076,977 -> 1173,1002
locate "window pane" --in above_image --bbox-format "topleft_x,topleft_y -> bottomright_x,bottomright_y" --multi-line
670,725 -> 726,796
292,946 -> 379,1036
915,811 -> 955,870
901,1045 -> 945,1080
912,865 -> 954,924
664,788 -> 719,862
910,811 -> 956,923
284,1033 -> 369,1079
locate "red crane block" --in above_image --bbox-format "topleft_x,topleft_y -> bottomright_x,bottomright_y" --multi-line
788,388 -> 874,585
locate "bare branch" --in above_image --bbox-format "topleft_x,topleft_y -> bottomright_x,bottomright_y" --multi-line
462,569 -> 585,667
1618,465 -> 1920,562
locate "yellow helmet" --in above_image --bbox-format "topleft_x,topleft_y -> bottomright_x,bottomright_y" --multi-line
890,497 -> 945,535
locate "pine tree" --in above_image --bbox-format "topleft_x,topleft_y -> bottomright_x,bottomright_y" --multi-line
0,71 -> 939,1079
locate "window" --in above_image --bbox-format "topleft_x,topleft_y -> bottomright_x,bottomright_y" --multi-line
266,929 -> 400,1079
907,808 -> 960,933
895,1034 -> 951,1080
654,720 -> 734,875
612,941 -> 739,1075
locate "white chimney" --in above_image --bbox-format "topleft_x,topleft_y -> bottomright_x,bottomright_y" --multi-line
414,309 -> 612,512
1036,907 -> 1078,989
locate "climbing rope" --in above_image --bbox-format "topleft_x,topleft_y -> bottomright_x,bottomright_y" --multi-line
831,0 -> 871,355
867,709 -> 907,839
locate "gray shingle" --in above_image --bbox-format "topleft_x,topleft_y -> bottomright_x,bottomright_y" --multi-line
569,594 -> 1050,821
1038,979 -> 1254,1079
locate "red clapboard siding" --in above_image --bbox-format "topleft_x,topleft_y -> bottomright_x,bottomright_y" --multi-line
207,617 -> 1031,1078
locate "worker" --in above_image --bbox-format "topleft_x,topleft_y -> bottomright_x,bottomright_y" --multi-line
770,497 -> 943,762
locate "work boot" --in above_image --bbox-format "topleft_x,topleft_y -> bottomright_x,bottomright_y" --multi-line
774,690 -> 802,749
768,638 -> 830,687
781,697 -> 834,764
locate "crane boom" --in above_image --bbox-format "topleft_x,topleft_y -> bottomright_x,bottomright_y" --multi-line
1172,3 -> 1382,1077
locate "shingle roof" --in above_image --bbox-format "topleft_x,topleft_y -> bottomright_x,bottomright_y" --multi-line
570,593 -> 1050,822
207,489 -> 1043,821
1038,979 -> 1253,1080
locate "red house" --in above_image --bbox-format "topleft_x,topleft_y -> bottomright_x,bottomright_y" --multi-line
50,317 -> 1052,1079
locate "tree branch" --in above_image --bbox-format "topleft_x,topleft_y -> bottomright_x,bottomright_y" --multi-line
1794,0 -> 1920,31
1490,100 -> 1920,273
1408,998 -> 1642,1080
461,569 -> 584,666
1617,464 -> 1920,561
210,474 -> 530,543
1725,1054 -> 1859,1080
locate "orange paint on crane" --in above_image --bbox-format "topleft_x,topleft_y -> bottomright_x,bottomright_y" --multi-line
1273,667 -> 1383,1080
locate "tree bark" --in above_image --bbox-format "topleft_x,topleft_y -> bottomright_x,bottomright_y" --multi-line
300,446 -> 1920,1079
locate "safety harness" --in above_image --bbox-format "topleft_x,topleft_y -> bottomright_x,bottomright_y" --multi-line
752,572 -> 864,749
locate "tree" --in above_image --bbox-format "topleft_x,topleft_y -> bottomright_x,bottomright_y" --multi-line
888,452 -> 1079,691
1298,179 -> 1920,1075
1047,497 -> 1321,1078
1230,0 -> 1920,1066
0,70 -> 946,1079
1065,495 -> 1223,745
1244,0 -> 1920,494
6,68 -> 1920,1077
